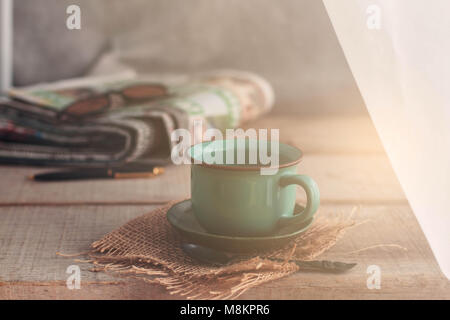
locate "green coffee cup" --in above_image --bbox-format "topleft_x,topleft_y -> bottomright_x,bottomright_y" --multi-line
188,139 -> 320,237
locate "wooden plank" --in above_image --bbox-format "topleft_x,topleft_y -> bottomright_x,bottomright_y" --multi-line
242,114 -> 385,154
2,113 -> 444,299
0,280 -> 174,300
1,204 -> 448,299
0,114 -> 399,205
0,153 -> 405,205
0,112 -> 400,207
243,204 -> 450,299
300,154 -> 406,204
0,205 -> 157,282
242,275 -> 450,299
1,275 -> 448,300
0,165 -> 190,205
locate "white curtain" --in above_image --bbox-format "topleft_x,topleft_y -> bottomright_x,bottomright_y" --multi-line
323,0 -> 450,279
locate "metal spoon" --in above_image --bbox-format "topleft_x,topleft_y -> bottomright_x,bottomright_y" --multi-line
181,243 -> 357,273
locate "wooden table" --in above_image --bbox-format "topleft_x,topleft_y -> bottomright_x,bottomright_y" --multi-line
0,114 -> 449,299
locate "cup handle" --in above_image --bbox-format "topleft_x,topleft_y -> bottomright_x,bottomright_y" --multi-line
277,174 -> 320,227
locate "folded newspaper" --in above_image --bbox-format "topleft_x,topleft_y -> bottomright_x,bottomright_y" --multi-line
0,70 -> 274,167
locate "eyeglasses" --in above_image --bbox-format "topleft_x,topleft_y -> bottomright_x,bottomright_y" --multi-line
59,83 -> 168,119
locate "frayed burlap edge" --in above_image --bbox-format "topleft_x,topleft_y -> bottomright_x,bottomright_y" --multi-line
76,201 -> 358,299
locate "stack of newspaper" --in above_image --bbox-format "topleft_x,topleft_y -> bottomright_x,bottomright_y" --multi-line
0,70 -> 273,167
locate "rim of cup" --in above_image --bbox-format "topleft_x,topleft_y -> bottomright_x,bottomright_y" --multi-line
187,139 -> 303,171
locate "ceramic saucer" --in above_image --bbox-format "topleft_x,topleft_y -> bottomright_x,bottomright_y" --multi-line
167,199 -> 314,253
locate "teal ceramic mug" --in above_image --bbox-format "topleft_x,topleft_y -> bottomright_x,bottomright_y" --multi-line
188,139 -> 320,236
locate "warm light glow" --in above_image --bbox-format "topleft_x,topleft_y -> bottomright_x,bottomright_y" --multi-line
324,0 -> 450,279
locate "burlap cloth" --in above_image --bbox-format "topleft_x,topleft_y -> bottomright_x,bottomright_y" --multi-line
84,201 -> 356,299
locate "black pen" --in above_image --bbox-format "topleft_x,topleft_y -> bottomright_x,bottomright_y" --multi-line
29,165 -> 164,182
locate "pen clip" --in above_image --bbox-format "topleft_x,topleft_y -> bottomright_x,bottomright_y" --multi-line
112,167 -> 164,179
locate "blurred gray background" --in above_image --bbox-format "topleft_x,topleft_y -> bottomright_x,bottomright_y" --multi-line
13,0 -> 365,114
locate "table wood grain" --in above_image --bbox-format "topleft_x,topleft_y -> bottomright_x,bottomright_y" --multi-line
0,114 -> 448,299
